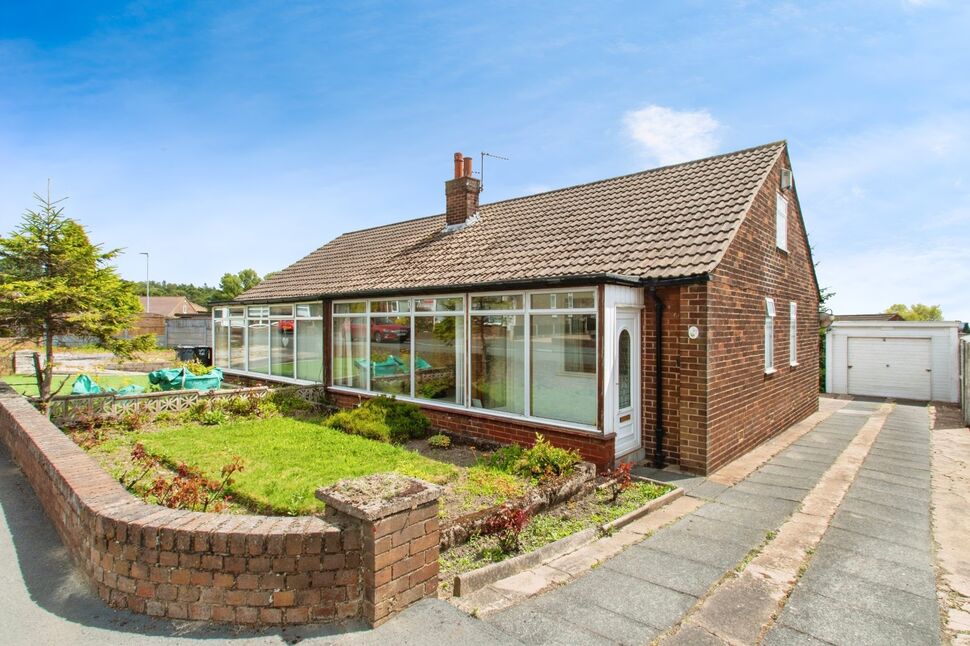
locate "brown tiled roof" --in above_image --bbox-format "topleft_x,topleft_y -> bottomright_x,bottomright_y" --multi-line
238,141 -> 785,302
139,296 -> 206,317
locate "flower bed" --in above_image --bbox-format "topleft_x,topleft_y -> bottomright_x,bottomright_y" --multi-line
440,480 -> 674,586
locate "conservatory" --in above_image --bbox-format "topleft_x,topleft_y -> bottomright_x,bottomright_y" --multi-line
214,288 -> 601,430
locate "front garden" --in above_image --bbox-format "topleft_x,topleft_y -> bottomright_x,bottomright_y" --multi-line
54,386 -> 674,590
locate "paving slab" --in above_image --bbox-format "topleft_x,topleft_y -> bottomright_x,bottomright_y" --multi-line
777,587 -> 938,646
743,471 -> 817,491
838,496 -> 931,530
554,569 -> 698,630
692,500 -> 791,531
660,622 -> 725,646
847,482 -> 931,511
485,604 -> 613,645
851,475 -> 931,502
732,480 -> 811,502
686,480 -> 729,501
831,508 -> 930,549
601,546 -> 723,596
714,488 -> 800,515
762,625 -> 836,646
807,542 -> 938,599
692,574 -> 783,644
645,526 -> 754,570
525,591 -> 661,645
797,564 -> 941,632
667,513 -> 769,546
862,455 -> 933,476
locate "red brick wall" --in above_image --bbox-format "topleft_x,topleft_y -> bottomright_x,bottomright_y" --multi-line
704,148 -> 820,473
329,390 -> 616,470
0,384 -> 439,627
640,284 -> 711,473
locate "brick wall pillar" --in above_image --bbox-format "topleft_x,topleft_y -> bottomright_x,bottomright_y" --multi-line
317,474 -> 441,627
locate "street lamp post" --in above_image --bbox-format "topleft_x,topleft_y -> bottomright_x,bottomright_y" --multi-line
139,252 -> 150,313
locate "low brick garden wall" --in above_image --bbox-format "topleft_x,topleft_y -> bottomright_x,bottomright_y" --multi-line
0,383 -> 440,627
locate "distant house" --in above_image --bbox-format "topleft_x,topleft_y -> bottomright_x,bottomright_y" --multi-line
139,296 -> 206,318
215,142 -> 820,474
129,296 -> 208,346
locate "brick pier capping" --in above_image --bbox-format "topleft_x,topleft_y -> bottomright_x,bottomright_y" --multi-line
0,383 -> 441,627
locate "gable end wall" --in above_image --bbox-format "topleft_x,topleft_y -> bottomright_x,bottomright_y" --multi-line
704,148 -> 820,473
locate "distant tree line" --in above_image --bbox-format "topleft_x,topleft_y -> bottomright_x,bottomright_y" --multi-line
125,268 -> 274,306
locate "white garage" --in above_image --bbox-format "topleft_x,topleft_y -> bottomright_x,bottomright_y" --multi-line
826,321 -> 961,403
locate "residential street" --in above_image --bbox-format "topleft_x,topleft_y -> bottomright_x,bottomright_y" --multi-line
0,397 -> 962,644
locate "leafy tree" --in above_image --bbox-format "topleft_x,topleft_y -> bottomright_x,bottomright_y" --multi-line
125,279 -> 222,306
218,268 -> 263,300
0,193 -> 154,402
885,303 -> 943,321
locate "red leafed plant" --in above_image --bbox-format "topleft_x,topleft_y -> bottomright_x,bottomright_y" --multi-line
483,505 -> 530,553
121,443 -> 244,513
606,462 -> 633,504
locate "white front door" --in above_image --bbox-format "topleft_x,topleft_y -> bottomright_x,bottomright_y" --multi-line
614,309 -> 640,457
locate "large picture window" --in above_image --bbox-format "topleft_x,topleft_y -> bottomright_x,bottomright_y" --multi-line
333,289 -> 598,430
471,314 -> 525,415
531,313 -> 597,425
216,302 -> 324,382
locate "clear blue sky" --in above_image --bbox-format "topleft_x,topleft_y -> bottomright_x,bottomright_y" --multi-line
1,1 -> 967,320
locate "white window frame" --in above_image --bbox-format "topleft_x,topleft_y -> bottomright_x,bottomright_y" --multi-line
330,288 -> 599,432
789,301 -> 798,366
213,301 -> 324,385
776,193 -> 788,252
765,297 -> 776,374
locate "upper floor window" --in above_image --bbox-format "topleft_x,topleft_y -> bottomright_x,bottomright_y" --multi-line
776,194 -> 788,251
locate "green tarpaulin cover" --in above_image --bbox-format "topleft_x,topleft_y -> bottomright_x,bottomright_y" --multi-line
71,374 -> 145,396
147,368 -> 223,391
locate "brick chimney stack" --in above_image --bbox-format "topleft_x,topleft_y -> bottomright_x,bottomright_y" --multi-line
445,152 -> 480,226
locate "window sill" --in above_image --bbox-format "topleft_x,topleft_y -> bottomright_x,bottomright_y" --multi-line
790,362 -> 799,368
764,368 -> 777,375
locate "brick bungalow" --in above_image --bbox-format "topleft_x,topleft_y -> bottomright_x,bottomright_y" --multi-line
214,141 -> 820,474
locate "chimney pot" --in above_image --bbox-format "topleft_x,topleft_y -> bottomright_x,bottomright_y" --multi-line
445,151 -> 481,226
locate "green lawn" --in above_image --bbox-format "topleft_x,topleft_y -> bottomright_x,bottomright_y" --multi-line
137,417 -> 459,515
1,373 -> 152,397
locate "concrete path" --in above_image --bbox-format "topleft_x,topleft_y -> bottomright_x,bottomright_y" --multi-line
483,400 -> 886,644
765,403 -> 942,645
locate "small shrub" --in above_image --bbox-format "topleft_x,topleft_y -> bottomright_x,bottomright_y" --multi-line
479,434 -> 581,482
147,456 -> 244,512
121,410 -> 149,432
323,396 -> 430,444
154,411 -> 176,424
223,395 -> 258,417
483,506 -> 530,553
427,433 -> 451,449
606,461 -> 633,504
200,409 -> 227,426
256,399 -> 279,418
268,389 -> 312,415
325,407 -> 391,442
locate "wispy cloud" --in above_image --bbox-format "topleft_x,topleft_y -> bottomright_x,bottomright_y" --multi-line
623,105 -> 721,165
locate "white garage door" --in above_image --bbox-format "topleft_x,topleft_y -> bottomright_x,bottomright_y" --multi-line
847,337 -> 932,400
